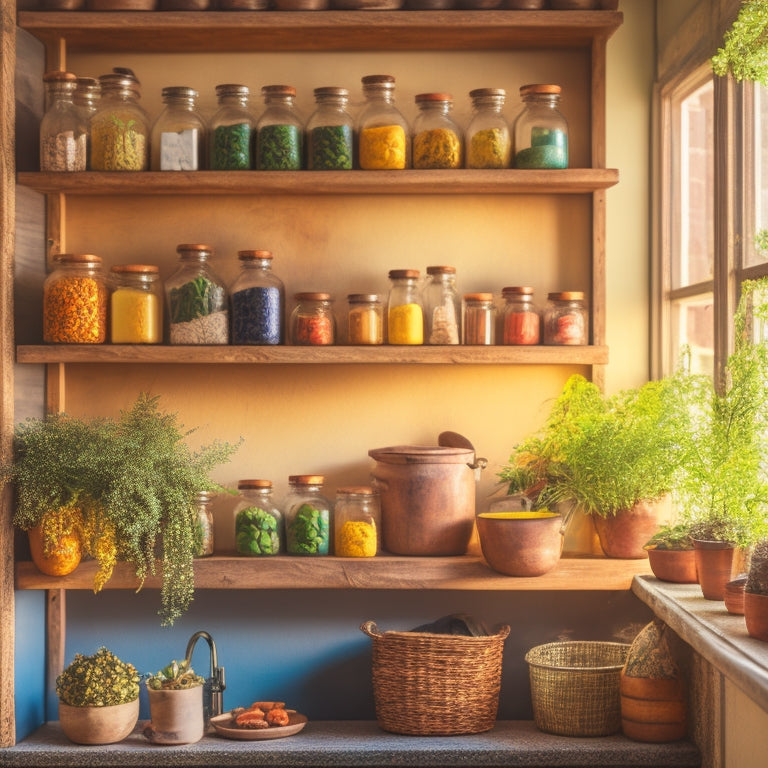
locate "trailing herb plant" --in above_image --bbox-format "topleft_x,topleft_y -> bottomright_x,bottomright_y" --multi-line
711,0 -> 768,85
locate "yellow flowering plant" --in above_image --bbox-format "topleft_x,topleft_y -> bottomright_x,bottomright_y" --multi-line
56,647 -> 140,707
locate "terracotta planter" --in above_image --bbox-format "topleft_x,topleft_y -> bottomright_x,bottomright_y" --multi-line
144,685 -> 204,745
693,540 -> 736,601
744,591 -> 768,642
592,500 -> 664,559
28,524 -> 81,577
646,547 -> 698,584
724,576 -> 747,615
59,699 -> 139,745
620,673 -> 687,743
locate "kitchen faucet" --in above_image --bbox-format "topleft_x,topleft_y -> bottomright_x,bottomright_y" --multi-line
185,630 -> 226,723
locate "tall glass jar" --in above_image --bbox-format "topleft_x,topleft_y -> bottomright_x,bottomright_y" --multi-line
465,87 -> 510,169
501,285 -> 540,345
357,75 -> 410,170
462,292 -> 496,345
543,291 -> 588,345
74,76 -> 100,170
193,491 -> 215,558
334,486 -> 380,558
387,269 -> 423,345
90,72 -> 149,171
209,84 -> 254,170
43,253 -> 107,344
151,86 -> 206,171
109,264 -> 163,344
165,244 -> 229,345
291,292 -> 335,345
40,70 -> 87,172
513,83 -> 568,169
234,479 -> 283,557
230,250 -> 285,345
412,92 -> 463,170
306,86 -> 354,170
347,293 -> 383,345
255,85 -> 303,171
422,265 -> 459,345
284,475 -> 332,556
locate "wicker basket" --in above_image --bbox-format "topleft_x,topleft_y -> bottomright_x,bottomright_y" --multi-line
525,640 -> 630,737
361,620 -> 510,736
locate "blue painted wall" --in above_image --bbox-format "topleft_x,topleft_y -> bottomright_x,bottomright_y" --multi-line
13,591 -> 45,742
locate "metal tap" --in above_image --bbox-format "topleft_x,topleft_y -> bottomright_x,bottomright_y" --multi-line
185,630 -> 226,723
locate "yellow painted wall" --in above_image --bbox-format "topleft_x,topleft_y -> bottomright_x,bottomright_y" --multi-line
725,678 -> 768,768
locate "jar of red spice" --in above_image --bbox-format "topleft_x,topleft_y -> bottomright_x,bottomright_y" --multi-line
291,292 -> 335,345
543,291 -> 588,345
502,286 -> 540,345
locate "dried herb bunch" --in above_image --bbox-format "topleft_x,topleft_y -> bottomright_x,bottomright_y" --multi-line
746,539 -> 768,596
56,647 -> 140,707
146,659 -> 204,691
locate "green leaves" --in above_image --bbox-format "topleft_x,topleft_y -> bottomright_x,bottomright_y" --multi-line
712,0 -> 768,85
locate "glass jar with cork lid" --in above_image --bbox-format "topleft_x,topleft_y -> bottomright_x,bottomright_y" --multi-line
513,83 -> 568,170
109,264 -> 163,344
334,486 -> 380,558
543,291 -> 588,345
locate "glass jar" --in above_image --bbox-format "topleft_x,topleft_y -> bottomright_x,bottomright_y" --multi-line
501,285 -> 540,345
543,291 -> 588,345
291,292 -> 335,345
74,76 -> 101,170
387,269 -> 423,345
255,85 -> 304,171
357,75 -> 410,170
334,486 -> 380,558
462,292 -> 496,345
347,293 -> 384,345
422,265 -> 460,345
284,475 -> 332,556
43,253 -> 107,344
513,83 -> 568,169
234,479 -> 283,557
90,71 -> 149,171
165,243 -> 229,345
40,71 -> 87,172
465,87 -> 511,169
412,92 -> 463,170
306,87 -> 354,171
193,491 -> 215,558
151,86 -> 206,171
109,264 -> 163,344
209,84 -> 254,170
230,250 -> 285,345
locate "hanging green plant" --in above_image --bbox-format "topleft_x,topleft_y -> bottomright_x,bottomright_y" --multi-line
712,0 -> 768,85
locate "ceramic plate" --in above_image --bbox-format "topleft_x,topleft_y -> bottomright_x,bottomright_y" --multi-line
210,711 -> 308,741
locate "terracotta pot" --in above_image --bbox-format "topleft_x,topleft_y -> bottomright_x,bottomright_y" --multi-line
59,699 -> 139,745
592,500 -> 664,559
693,540 -> 736,601
620,673 -> 687,743
724,576 -> 747,615
744,591 -> 768,642
144,685 -> 204,745
476,511 -> 564,577
646,547 -> 698,584
28,524 -> 82,577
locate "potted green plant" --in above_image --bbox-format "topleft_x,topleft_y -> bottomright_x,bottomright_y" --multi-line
744,539 -> 768,641
144,658 -> 205,745
643,524 -> 697,584
56,647 -> 141,745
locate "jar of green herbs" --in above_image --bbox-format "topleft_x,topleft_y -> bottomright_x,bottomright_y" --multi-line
256,84 -> 304,170
209,84 -> 254,171
306,86 -> 354,170
234,479 -> 283,557
284,475 -> 332,556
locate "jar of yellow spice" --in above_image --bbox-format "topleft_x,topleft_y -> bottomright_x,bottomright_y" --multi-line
358,75 -> 410,170
387,269 -> 423,345
412,92 -> 463,170
465,87 -> 511,169
109,264 -> 163,344
334,486 -> 380,558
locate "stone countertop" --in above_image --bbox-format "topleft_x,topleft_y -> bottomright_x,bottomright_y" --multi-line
0,720 -> 701,767
631,575 -> 768,713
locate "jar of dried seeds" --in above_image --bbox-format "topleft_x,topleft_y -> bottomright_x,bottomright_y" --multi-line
40,71 -> 87,172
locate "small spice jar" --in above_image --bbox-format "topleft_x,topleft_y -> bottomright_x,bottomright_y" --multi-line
90,71 -> 149,171
291,292 -> 335,345
334,486 -> 380,558
43,253 -> 108,344
284,475 -> 332,556
255,85 -> 304,171
109,264 -> 163,344
465,87 -> 511,169
150,86 -> 206,171
357,75 -> 410,170
412,92 -> 463,170
513,83 -> 569,169
422,265 -> 460,345
347,293 -> 384,345
209,84 -> 254,170
462,292 -> 496,345
165,244 -> 229,345
501,286 -> 540,345
193,491 -> 215,558
543,291 -> 588,345
387,269 -> 423,345
306,87 -> 354,170
230,250 -> 285,345
40,71 -> 88,172
234,479 -> 283,557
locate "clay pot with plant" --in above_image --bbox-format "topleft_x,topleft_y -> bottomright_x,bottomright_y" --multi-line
644,524 -> 697,584
144,658 -> 205,745
744,539 -> 768,641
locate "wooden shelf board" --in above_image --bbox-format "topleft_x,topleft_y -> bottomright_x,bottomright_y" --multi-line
15,555 -> 651,591
16,344 -> 610,365
16,169 -> 619,196
18,10 -> 624,54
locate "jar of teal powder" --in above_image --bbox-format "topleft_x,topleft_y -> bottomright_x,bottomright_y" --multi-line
513,83 -> 568,170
